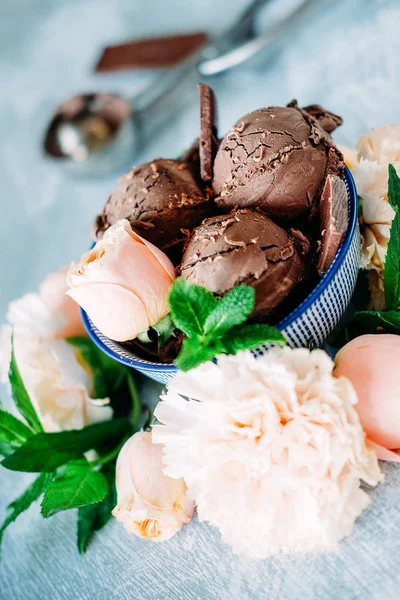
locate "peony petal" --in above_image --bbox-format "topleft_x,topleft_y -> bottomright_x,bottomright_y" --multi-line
67,283 -> 149,342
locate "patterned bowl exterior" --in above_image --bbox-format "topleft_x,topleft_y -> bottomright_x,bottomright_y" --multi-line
82,167 -> 360,384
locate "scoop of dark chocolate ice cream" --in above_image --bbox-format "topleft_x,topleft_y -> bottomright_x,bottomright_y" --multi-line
213,103 -> 343,222
180,208 -> 304,317
93,158 -> 214,262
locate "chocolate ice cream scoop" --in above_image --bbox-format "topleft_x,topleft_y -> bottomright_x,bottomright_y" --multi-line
213,102 -> 343,222
180,208 -> 304,317
93,158 -> 214,261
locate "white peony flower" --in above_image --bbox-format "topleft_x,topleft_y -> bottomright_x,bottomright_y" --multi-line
357,124 -> 400,166
112,432 -> 194,542
352,125 -> 400,287
0,288 -> 112,432
153,349 -> 382,558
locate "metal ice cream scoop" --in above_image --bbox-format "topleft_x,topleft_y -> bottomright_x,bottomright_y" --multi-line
42,0 -> 319,176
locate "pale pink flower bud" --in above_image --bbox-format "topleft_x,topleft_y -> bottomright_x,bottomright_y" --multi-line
334,334 -> 400,462
112,431 -> 194,542
67,220 -> 175,342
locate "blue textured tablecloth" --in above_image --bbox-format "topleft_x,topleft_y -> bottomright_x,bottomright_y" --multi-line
1,0 -> 400,598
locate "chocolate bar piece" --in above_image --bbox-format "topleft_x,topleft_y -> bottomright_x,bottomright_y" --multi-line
198,83 -> 218,182
317,174 -> 348,275
95,32 -> 207,72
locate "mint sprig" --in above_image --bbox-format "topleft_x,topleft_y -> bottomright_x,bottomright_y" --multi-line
41,459 -> 108,518
9,340 -> 43,433
0,472 -> 52,558
1,419 -> 132,473
169,279 -> 286,371
77,463 -> 116,554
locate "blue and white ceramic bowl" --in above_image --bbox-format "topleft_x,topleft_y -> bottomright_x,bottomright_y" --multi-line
82,167 -> 360,384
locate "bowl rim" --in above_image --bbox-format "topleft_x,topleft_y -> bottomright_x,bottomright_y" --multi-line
82,166 -> 358,373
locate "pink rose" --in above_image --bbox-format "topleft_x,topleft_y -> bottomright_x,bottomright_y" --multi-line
334,334 -> 400,462
39,267 -> 87,339
112,431 -> 194,541
67,220 -> 175,342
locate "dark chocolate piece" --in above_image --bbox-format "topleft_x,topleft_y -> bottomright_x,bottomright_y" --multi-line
93,158 -> 215,264
95,32 -> 207,72
198,83 -> 218,182
180,208 -> 304,317
317,175 -> 348,275
303,104 -> 343,134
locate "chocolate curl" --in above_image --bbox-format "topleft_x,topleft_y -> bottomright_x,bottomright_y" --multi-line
95,32 -> 207,72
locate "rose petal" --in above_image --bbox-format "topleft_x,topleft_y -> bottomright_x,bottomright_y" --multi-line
367,439 -> 400,463
128,229 -> 176,281
67,283 -> 149,341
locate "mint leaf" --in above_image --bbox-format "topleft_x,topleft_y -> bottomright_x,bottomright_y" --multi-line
174,336 -> 224,372
204,285 -> 255,336
9,340 -> 43,433
169,278 -> 217,336
41,459 -> 108,518
355,310 -> 400,333
67,337 -> 126,398
0,472 -> 52,556
0,409 -> 33,449
1,419 -> 132,473
384,166 -> 400,310
388,164 -> 400,210
221,324 -> 286,354
77,463 -> 116,554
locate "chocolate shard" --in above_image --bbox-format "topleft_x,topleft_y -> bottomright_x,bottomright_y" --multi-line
317,175 -> 348,276
302,104 -> 343,134
289,229 -> 311,256
95,32 -> 207,72
180,208 -> 304,317
198,83 -> 219,182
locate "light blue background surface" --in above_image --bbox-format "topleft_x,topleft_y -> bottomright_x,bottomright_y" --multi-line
1,0 -> 400,598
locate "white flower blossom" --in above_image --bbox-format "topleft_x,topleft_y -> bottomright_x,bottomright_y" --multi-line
153,349 -> 382,558
0,289 -> 112,432
352,125 -> 400,295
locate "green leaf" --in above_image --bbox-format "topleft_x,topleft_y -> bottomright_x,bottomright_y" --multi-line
169,278 -> 217,337
67,337 -> 126,398
126,371 -> 141,427
9,340 -> 43,433
41,460 -> 108,518
384,166 -> 400,310
0,472 -> 52,556
1,418 -> 132,473
0,409 -> 33,448
221,324 -> 286,354
204,285 -> 255,336
77,463 -> 116,554
0,441 -> 16,458
388,164 -> 400,210
355,310 -> 400,333
174,336 -> 224,372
